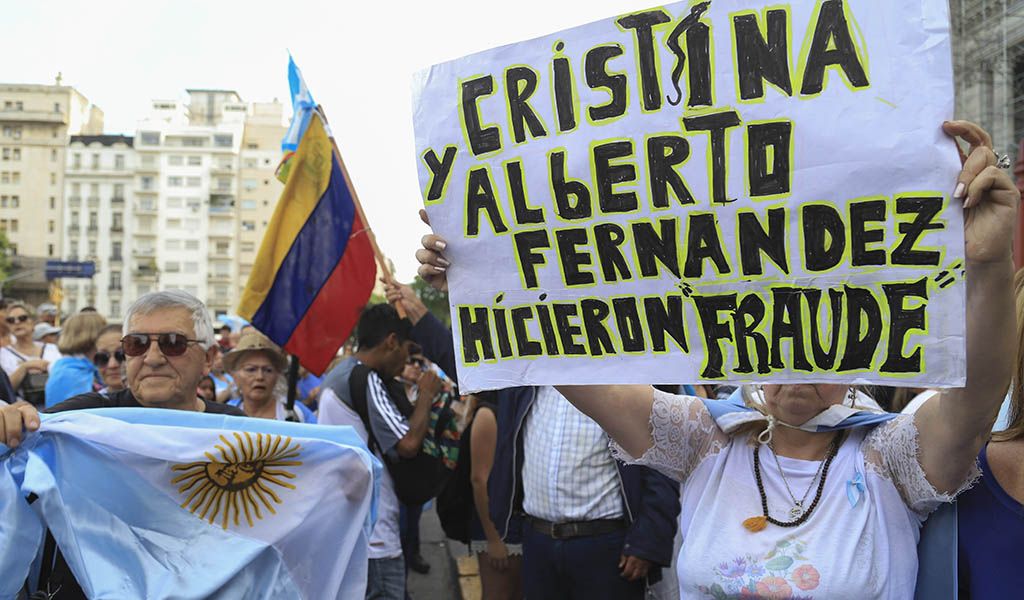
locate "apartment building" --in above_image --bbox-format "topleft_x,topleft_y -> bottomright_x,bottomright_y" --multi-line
131,91 -> 245,318
237,101 -> 286,298
63,135 -> 134,317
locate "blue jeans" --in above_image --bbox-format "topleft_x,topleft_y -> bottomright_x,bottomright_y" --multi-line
522,525 -> 645,600
366,556 -> 405,600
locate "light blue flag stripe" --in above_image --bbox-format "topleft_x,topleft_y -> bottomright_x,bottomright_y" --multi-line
282,56 -> 317,152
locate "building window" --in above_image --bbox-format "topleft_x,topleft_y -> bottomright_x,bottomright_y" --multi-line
167,197 -> 183,208
2,126 -> 22,140
139,131 -> 160,145
11,196 -> 18,208
88,212 -> 98,229
87,240 -> 96,256
242,179 -> 258,191
47,244 -> 54,257
185,218 -> 200,229
114,154 -> 125,170
185,176 -> 201,187
241,221 -> 255,232
48,196 -> 55,210
1,196 -> 8,208
166,239 -> 181,250
168,155 -> 184,166
167,218 -> 182,229
47,220 -> 54,233
164,261 -> 181,273
9,219 -> 18,233
111,272 -> 122,288
0,173 -> 7,184
91,154 -> 100,169
51,149 -> 57,162
1,148 -> 8,161
167,176 -> 183,187
112,241 -> 122,259
50,173 -> 56,185
184,262 -> 198,273
12,149 -> 19,161
70,211 -> 79,227
53,102 -> 60,113
181,137 -> 205,147
113,183 -> 124,199
89,183 -> 99,197
112,213 -> 123,230
241,199 -> 257,210
110,300 -> 120,317
187,156 -> 202,166
71,182 -> 81,196
213,134 -> 233,147
10,172 -> 18,184
185,239 -> 199,250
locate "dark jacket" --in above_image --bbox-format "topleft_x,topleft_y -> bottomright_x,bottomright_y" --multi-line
410,313 -> 681,577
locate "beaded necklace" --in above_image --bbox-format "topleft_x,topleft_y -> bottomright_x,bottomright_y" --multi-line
742,435 -> 840,533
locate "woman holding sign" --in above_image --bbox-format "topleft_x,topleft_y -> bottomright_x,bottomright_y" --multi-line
415,121 -> 1019,598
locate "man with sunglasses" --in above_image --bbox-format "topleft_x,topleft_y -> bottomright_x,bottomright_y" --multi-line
0,290 -> 244,599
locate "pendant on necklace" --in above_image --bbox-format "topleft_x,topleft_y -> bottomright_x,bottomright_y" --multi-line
742,516 -> 767,532
789,503 -> 804,520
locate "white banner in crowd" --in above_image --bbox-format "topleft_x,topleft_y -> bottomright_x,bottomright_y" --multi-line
412,0 -> 964,392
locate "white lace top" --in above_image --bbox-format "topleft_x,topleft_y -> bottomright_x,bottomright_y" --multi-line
612,390 -> 976,600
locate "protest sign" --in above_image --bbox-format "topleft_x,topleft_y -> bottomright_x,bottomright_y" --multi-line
412,0 -> 964,392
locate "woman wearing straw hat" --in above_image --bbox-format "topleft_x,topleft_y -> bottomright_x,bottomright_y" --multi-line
223,331 -> 316,423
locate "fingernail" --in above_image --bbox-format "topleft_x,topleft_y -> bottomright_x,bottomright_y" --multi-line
434,240 -> 447,251
438,257 -> 451,267
433,265 -> 447,273
953,182 -> 966,200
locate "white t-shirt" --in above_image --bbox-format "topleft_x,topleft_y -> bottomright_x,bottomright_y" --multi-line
318,387 -> 402,560
614,390 -> 974,600
0,344 -> 63,401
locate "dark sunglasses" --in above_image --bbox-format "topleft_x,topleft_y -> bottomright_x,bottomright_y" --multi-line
93,349 -> 126,367
5,314 -> 29,324
121,333 -> 202,357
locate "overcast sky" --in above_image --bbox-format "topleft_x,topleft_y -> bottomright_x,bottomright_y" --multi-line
3,0 -> 659,280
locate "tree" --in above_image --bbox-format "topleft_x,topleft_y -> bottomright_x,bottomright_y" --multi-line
410,276 -> 450,327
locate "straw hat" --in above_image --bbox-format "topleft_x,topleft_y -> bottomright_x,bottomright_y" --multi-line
222,332 -> 288,373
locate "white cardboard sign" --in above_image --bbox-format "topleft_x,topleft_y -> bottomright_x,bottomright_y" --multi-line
413,0 -> 964,392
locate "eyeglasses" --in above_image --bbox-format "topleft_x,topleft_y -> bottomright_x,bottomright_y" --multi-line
407,358 -> 425,368
5,314 -> 29,325
121,333 -> 202,357
239,365 -> 277,377
93,349 -> 126,367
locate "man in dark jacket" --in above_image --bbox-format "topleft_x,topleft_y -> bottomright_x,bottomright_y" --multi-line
388,284 -> 680,599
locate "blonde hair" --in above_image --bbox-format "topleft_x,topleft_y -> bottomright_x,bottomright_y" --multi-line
58,312 -> 108,355
6,302 -> 34,319
993,268 -> 1024,442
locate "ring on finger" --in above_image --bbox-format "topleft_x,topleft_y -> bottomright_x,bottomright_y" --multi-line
997,153 -> 1012,170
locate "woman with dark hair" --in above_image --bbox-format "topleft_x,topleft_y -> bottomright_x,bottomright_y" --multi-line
94,324 -> 125,396
957,267 -> 1024,598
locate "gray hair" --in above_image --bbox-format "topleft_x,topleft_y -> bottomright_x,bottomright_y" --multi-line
122,289 -> 215,348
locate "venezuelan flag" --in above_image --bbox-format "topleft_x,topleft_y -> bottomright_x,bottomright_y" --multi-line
238,114 -> 376,374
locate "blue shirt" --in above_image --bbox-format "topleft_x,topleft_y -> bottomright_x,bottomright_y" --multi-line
45,356 -> 100,408
957,444 -> 1024,598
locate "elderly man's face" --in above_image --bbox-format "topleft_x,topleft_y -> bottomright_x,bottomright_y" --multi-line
125,308 -> 212,408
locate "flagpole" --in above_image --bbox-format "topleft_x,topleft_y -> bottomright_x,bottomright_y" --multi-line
317,106 -> 406,318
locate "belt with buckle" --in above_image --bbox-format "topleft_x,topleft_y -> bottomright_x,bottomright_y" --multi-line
528,517 -> 626,540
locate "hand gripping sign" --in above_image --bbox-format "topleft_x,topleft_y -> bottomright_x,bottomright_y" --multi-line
412,0 -> 964,393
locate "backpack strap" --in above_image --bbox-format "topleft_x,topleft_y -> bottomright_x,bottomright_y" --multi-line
348,363 -> 382,456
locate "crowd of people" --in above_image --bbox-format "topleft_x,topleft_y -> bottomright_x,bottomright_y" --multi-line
0,119 -> 1020,599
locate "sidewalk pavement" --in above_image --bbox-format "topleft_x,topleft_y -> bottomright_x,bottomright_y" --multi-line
407,503 -> 470,600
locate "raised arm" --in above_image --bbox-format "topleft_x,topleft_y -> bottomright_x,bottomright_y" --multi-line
555,385 -> 656,460
916,121 -> 1020,494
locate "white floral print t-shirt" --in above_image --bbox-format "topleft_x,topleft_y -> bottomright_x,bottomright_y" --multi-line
612,389 -> 976,600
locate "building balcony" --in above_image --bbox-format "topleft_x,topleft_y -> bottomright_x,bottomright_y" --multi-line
109,254 -> 123,263
111,196 -> 125,205
0,109 -> 66,124
134,268 -> 157,280
111,224 -> 123,233
134,229 -> 157,238
108,284 -> 122,292
132,248 -> 155,257
208,230 -> 232,239
211,164 -> 235,175
67,196 -> 81,207
135,187 -> 158,195
134,203 -> 157,215
66,224 -> 80,234
207,272 -> 232,282
86,225 -> 98,235
87,197 -> 100,208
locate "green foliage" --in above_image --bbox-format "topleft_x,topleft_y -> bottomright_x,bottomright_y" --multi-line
411,276 -> 450,327
0,231 -> 11,281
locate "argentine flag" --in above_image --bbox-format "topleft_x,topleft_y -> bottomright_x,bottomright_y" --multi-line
0,408 -> 380,599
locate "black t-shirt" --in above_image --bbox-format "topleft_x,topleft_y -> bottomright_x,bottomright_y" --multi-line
30,389 -> 243,598
46,388 -> 245,416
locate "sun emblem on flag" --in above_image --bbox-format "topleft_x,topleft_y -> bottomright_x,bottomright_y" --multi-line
171,432 -> 303,529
